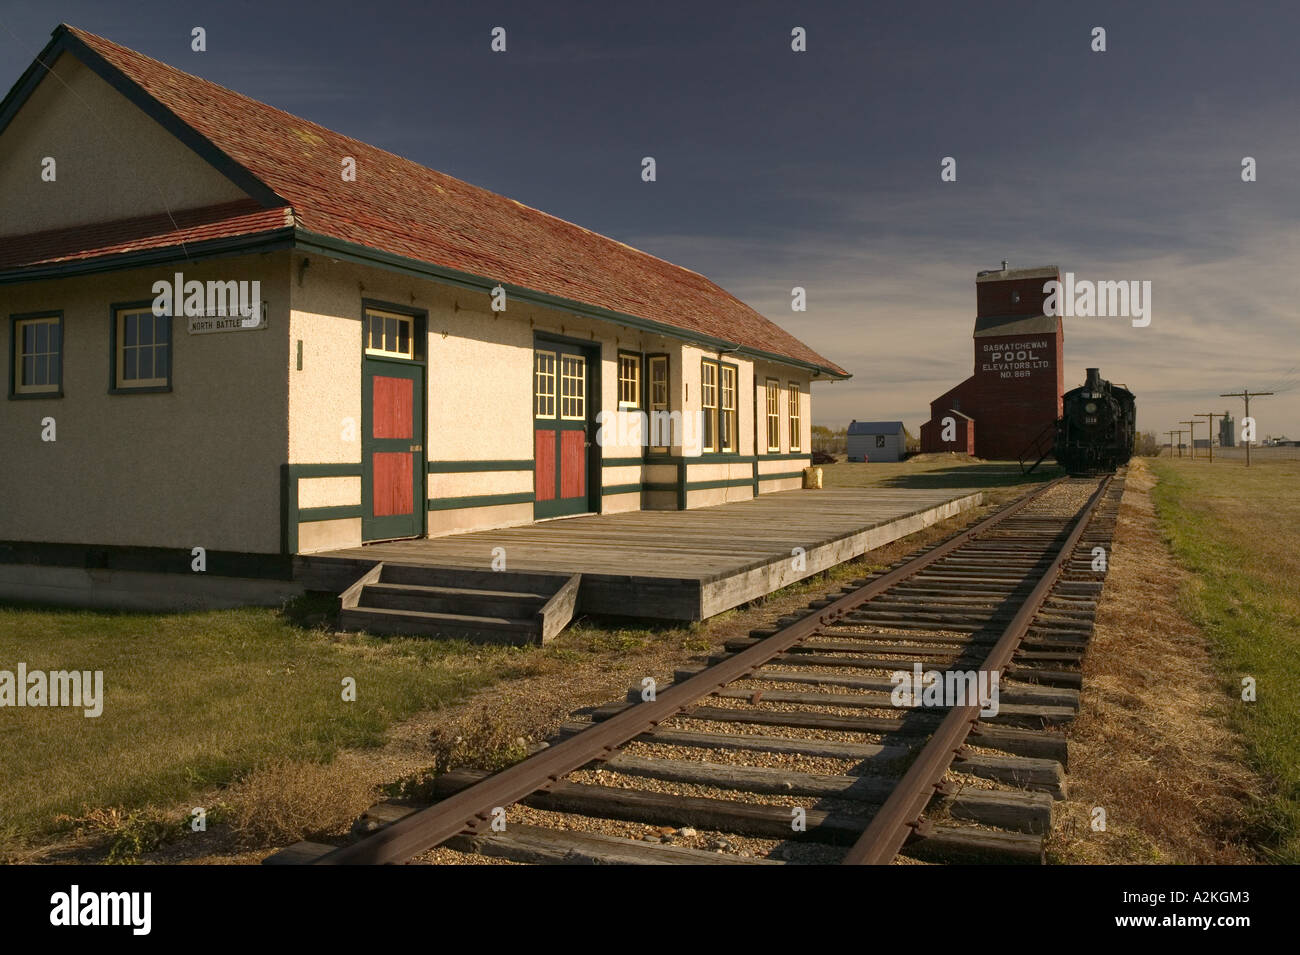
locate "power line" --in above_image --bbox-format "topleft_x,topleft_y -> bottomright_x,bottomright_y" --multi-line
1168,428 -> 1186,458
1220,389 -> 1275,467
1195,412 -> 1222,463
1180,420 -> 1198,459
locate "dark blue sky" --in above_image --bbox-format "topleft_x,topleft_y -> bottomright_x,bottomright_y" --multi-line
3,0 -> 1298,435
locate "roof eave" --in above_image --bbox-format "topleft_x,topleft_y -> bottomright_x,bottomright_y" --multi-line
0,227 -> 297,284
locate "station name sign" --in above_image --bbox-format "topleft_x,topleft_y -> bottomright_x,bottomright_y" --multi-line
187,303 -> 268,334
150,273 -> 268,334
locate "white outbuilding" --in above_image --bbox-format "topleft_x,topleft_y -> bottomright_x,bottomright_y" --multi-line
846,421 -> 905,463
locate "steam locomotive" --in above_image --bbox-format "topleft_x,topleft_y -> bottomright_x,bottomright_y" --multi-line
1053,367 -> 1136,474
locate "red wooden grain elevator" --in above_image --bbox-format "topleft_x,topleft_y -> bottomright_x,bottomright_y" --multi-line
920,264 -> 1064,460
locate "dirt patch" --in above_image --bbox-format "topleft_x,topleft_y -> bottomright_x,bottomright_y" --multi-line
1050,460 -> 1264,864
905,452 -> 984,465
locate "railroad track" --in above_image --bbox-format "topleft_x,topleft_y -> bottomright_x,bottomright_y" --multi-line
273,473 -> 1125,866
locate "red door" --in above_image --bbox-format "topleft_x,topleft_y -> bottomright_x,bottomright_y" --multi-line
533,343 -> 593,518
363,359 -> 424,540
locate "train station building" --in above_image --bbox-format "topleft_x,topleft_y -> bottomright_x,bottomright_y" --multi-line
0,23 -> 850,605
920,265 -> 1065,461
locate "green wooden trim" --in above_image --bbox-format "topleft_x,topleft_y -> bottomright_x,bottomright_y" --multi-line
0,30 -> 67,136
293,229 -> 850,380
685,477 -> 755,492
602,483 -> 642,496
601,456 -> 644,468
647,453 -> 756,465
283,463 -> 366,553
428,492 -> 534,511
280,463 -> 294,555
676,461 -> 687,510
290,462 -> 362,478
752,457 -> 759,495
757,452 -> 812,461
758,470 -> 807,482
642,482 -> 678,493
428,459 -> 533,473
297,505 -> 362,522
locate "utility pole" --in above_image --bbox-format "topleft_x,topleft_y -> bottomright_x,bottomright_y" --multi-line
1171,428 -> 1186,457
1180,420 -> 1198,460
1220,389 -> 1275,468
1196,412 -> 1221,463
1165,430 -> 1177,457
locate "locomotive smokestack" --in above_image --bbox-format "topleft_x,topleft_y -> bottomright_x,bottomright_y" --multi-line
1085,367 -> 1102,391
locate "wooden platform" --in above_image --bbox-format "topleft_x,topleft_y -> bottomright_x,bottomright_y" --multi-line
296,486 -> 983,621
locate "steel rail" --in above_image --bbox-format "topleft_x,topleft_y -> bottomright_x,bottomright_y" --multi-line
841,474 -> 1113,865
313,478 -> 1066,865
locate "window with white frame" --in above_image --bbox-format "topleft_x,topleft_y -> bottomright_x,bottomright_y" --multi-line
534,350 -> 556,418
765,378 -> 781,451
364,308 -> 414,359
618,352 -> 641,409
701,359 -> 718,452
114,305 -> 171,391
720,364 -> 737,452
560,354 -> 586,420
788,382 -> 801,451
648,355 -> 669,453
11,313 -> 62,397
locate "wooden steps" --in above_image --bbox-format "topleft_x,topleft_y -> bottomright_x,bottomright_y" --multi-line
337,562 -> 580,644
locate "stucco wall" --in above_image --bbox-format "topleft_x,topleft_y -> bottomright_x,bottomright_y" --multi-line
0,252 -> 291,552
288,254 -> 695,543
285,254 -> 825,545
0,52 -> 249,237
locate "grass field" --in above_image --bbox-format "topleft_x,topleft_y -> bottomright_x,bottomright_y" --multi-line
822,454 -> 1061,502
0,456 -> 1048,856
0,596 -> 552,847
1150,454 -> 1300,862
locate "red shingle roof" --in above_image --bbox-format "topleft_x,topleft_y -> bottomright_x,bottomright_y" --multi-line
12,25 -> 847,376
0,199 -> 291,270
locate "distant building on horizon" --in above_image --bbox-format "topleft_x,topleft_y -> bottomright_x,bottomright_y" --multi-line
846,421 -> 905,463
1220,411 -> 1236,448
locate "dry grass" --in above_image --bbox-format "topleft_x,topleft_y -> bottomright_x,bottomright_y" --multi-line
50,805 -> 189,864
1050,459 -> 1264,864
225,759 -> 379,849
1149,454 -> 1300,861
